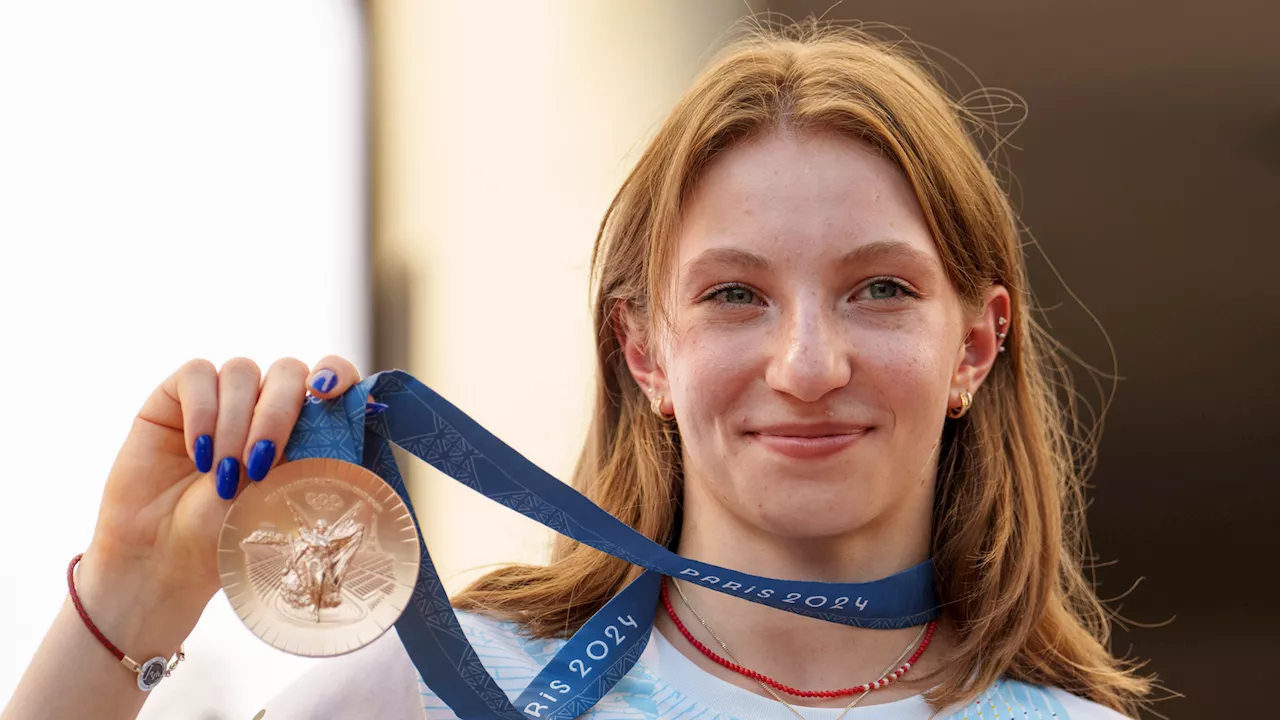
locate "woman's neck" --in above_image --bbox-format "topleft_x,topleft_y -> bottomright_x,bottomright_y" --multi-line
655,497 -> 951,708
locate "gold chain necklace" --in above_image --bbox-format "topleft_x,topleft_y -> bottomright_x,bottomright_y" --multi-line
671,578 -> 927,720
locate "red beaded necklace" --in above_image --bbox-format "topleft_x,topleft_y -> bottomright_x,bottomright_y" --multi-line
661,579 -> 938,700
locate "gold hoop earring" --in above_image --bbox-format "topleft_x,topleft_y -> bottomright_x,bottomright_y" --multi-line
650,393 -> 675,421
947,390 -> 973,419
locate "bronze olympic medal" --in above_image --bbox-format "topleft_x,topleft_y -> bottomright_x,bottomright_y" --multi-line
217,458 -> 421,657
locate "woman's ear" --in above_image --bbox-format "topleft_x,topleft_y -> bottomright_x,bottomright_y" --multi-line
613,300 -> 670,405
950,285 -> 1012,403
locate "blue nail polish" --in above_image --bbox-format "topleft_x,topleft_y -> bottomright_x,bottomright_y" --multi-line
216,457 -> 240,500
310,369 -> 338,394
247,440 -> 276,482
364,401 -> 389,418
194,435 -> 213,474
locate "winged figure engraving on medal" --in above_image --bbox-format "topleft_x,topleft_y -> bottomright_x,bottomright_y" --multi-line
238,493 -> 397,624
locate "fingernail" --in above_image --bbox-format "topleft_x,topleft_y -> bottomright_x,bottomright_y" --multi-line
309,368 -> 338,394
364,402 -> 388,418
194,435 -> 213,474
246,440 -> 276,482
216,457 -> 240,500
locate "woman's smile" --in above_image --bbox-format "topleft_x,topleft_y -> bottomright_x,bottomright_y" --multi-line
745,422 -> 872,460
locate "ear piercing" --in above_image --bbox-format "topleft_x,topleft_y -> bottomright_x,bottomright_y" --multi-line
997,316 -> 1008,353
647,386 -> 674,421
948,389 -> 973,419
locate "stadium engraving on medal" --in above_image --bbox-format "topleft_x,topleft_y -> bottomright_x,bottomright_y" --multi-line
218,457 -> 420,657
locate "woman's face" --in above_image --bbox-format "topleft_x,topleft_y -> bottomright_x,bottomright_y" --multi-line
632,129 -> 1001,546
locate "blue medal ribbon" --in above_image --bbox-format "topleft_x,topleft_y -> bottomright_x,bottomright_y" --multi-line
281,369 -> 940,719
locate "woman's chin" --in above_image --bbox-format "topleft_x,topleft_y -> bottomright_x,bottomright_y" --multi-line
746,500 -> 883,542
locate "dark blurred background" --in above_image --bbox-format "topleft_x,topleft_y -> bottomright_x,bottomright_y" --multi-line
754,1 -> 1279,716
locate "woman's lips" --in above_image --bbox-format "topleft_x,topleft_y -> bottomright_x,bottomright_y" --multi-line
747,429 -> 869,460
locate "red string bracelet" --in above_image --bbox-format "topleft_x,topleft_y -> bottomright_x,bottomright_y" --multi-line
67,553 -> 185,692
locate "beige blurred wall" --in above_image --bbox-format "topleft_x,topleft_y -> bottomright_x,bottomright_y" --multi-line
370,1 -> 740,594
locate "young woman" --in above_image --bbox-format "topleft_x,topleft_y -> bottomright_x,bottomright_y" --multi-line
3,22 -> 1153,720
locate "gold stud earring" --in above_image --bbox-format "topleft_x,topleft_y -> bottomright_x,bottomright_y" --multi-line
947,390 -> 973,419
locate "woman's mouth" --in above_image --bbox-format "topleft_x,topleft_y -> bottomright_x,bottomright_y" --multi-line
746,423 -> 871,460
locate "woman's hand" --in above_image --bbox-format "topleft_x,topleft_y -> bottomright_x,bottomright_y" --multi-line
2,355 -> 368,720
77,355 -> 364,650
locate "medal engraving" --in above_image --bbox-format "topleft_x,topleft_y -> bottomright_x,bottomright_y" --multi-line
219,458 -> 420,657
241,496 -> 377,622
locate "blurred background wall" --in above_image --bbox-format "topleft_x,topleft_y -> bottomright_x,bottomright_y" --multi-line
2,1 -> 1275,718
0,2 -> 367,717
367,0 -> 741,596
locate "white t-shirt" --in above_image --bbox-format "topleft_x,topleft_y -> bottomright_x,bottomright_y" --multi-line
260,611 -> 1129,719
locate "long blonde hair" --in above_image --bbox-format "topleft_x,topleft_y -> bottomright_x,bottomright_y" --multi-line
454,20 -> 1152,715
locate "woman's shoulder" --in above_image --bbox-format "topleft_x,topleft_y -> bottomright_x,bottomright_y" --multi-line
447,607 -> 570,665
1040,683 -> 1134,720
258,623 -> 426,719
258,610 -> 558,720
941,678 -> 1132,720
258,616 -> 1134,720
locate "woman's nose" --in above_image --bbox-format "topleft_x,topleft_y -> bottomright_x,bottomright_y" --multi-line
764,308 -> 852,402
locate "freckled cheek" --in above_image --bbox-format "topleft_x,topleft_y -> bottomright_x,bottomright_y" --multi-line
857,335 -> 950,413
667,329 -> 760,421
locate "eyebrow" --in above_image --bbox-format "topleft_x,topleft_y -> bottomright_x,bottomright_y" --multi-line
680,240 -> 940,276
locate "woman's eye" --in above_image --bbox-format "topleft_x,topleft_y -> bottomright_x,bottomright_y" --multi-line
867,281 -> 902,300
857,278 -> 915,302
709,285 -> 758,305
